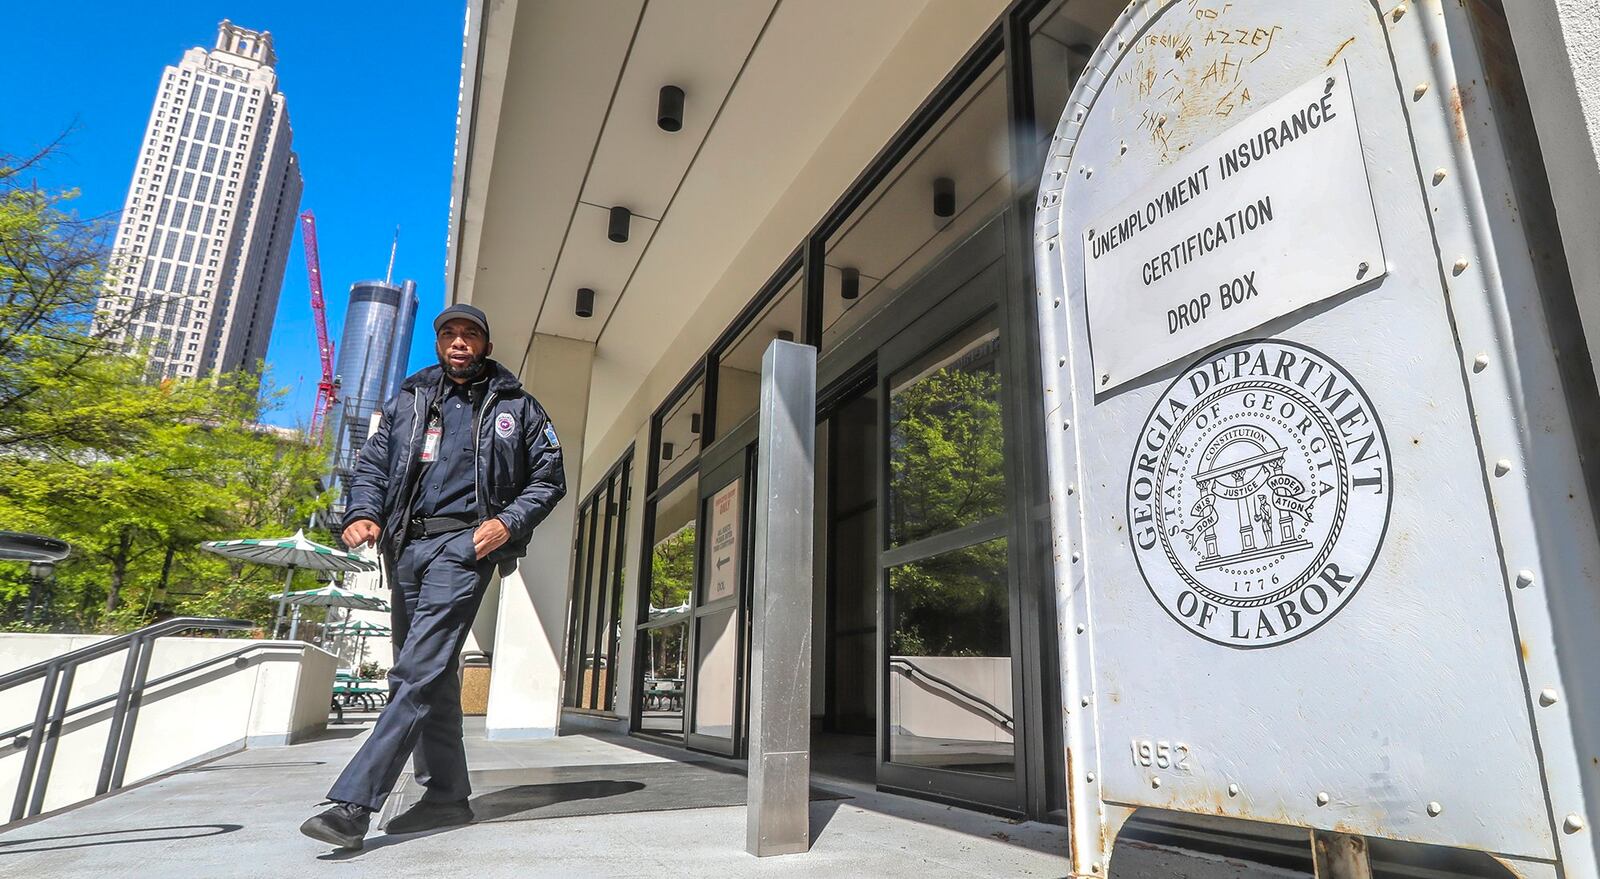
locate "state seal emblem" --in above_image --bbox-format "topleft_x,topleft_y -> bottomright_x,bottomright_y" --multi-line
1127,340 -> 1391,648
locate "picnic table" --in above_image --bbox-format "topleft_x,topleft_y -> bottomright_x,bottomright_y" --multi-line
330,671 -> 388,721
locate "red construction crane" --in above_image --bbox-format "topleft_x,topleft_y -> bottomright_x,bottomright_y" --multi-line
300,210 -> 338,439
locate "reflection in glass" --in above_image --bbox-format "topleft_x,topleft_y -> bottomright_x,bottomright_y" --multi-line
887,538 -> 1013,776
693,607 -> 739,739
888,316 -> 1005,547
636,473 -> 697,735
639,618 -> 688,733
821,58 -> 1008,351
717,276 -> 801,433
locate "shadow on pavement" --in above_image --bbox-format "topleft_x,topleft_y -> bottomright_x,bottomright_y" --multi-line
316,779 -> 645,860
0,823 -> 242,855
470,779 -> 646,821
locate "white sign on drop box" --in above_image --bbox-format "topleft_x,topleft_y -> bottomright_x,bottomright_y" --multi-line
1082,63 -> 1386,390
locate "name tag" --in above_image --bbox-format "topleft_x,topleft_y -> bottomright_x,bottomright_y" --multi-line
420,423 -> 442,462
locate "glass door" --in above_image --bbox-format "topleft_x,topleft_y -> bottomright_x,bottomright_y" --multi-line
876,256 -> 1023,812
683,443 -> 754,755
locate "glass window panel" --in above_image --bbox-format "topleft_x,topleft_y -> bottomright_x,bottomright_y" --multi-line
887,315 -> 1005,547
1026,0 -> 1116,181
887,538 -> 1013,776
822,57 -> 1008,351
564,501 -> 595,707
584,482 -> 623,709
638,623 -> 688,732
577,501 -> 610,709
636,474 -> 697,734
715,275 -> 801,433
657,379 -> 704,486
691,607 -> 739,739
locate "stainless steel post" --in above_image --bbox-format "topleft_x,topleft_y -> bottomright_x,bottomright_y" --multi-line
29,663 -> 76,818
10,664 -> 58,822
745,339 -> 816,857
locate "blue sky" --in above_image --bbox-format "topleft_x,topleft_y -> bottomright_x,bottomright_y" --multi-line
1,2 -> 464,427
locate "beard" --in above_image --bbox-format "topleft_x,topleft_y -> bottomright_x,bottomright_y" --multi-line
438,350 -> 489,381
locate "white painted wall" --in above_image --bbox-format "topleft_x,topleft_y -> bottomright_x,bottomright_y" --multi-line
1504,0 -> 1600,393
888,656 -> 1012,745
485,333 -> 595,739
0,634 -> 336,816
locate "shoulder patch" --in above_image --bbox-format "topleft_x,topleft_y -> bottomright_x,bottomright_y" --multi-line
494,412 -> 516,438
543,421 -> 560,449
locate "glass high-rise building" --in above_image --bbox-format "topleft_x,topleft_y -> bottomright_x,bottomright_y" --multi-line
95,21 -> 303,380
327,278 -> 417,489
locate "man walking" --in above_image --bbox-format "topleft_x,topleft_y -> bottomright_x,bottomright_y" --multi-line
300,304 -> 566,850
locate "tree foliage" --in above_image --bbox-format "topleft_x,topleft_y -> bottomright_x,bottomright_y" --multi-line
885,348 -> 1010,658
0,146 -> 331,633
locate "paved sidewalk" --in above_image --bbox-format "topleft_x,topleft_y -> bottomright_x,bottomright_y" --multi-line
0,719 -> 1302,878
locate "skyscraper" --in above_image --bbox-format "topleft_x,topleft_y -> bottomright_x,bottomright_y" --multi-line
326,278 -> 417,489
96,21 -> 303,380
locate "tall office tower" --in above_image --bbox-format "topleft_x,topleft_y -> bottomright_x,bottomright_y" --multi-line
96,21 -> 304,380
326,278 -> 418,494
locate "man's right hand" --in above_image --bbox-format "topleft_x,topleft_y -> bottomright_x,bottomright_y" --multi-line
343,520 -> 381,549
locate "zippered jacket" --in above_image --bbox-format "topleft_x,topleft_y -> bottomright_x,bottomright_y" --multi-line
340,360 -> 567,573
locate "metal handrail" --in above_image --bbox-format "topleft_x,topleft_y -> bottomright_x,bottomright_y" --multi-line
1,616 -> 254,823
888,657 -> 1015,732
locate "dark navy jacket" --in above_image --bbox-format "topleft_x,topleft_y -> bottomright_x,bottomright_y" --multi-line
341,360 -> 567,574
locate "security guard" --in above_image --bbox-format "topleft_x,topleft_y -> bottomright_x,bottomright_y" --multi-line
300,304 -> 566,850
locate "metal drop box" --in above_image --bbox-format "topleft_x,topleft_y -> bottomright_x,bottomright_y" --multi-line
1032,2 -> 1600,877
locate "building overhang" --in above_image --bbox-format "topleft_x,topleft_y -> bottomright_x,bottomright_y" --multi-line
447,0 -> 1008,479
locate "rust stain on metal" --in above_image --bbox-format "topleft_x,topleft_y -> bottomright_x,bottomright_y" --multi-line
1448,84 -> 1472,143
1326,36 -> 1356,66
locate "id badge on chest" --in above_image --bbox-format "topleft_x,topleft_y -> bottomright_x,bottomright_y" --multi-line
420,417 -> 442,463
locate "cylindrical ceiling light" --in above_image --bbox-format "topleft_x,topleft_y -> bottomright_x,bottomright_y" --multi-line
658,85 -> 685,132
608,206 -> 631,243
575,287 -> 596,318
661,441 -> 675,461
933,177 -> 956,218
777,330 -> 795,342
690,413 -> 702,435
840,267 -> 860,301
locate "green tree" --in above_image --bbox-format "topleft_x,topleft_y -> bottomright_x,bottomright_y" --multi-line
649,523 -> 695,611
885,347 -> 1010,657
0,146 -> 332,632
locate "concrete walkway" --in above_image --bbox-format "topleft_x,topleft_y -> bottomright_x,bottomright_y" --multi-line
0,719 -> 1304,878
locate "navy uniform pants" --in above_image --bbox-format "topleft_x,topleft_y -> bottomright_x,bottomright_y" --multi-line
328,530 -> 494,811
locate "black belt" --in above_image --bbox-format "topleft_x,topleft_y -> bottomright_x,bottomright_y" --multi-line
407,515 -> 478,539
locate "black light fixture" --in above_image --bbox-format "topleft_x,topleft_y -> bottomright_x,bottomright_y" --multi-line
575,287 -> 595,318
658,85 -> 685,132
608,206 -> 631,243
690,413 -> 702,435
777,330 -> 795,342
840,267 -> 860,301
933,177 -> 956,218
661,441 -> 675,461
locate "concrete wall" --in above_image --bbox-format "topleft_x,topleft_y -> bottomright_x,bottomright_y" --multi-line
1504,0 -> 1600,394
887,656 -> 1012,745
0,634 -> 336,816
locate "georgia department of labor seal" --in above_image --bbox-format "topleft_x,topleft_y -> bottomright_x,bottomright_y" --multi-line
1127,340 -> 1392,648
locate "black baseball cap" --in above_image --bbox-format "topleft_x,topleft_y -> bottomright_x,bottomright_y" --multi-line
434,303 -> 491,340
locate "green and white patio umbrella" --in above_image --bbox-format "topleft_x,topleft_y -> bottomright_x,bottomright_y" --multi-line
282,585 -> 391,639
198,529 -> 377,638
324,620 -> 392,635
324,618 -> 393,660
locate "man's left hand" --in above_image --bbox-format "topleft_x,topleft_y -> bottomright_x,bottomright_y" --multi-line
472,518 -> 511,560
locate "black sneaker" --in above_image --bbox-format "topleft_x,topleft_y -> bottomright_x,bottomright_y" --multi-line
300,801 -> 371,849
384,798 -> 474,834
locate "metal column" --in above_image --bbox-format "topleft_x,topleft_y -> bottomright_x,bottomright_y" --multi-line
745,340 -> 816,857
